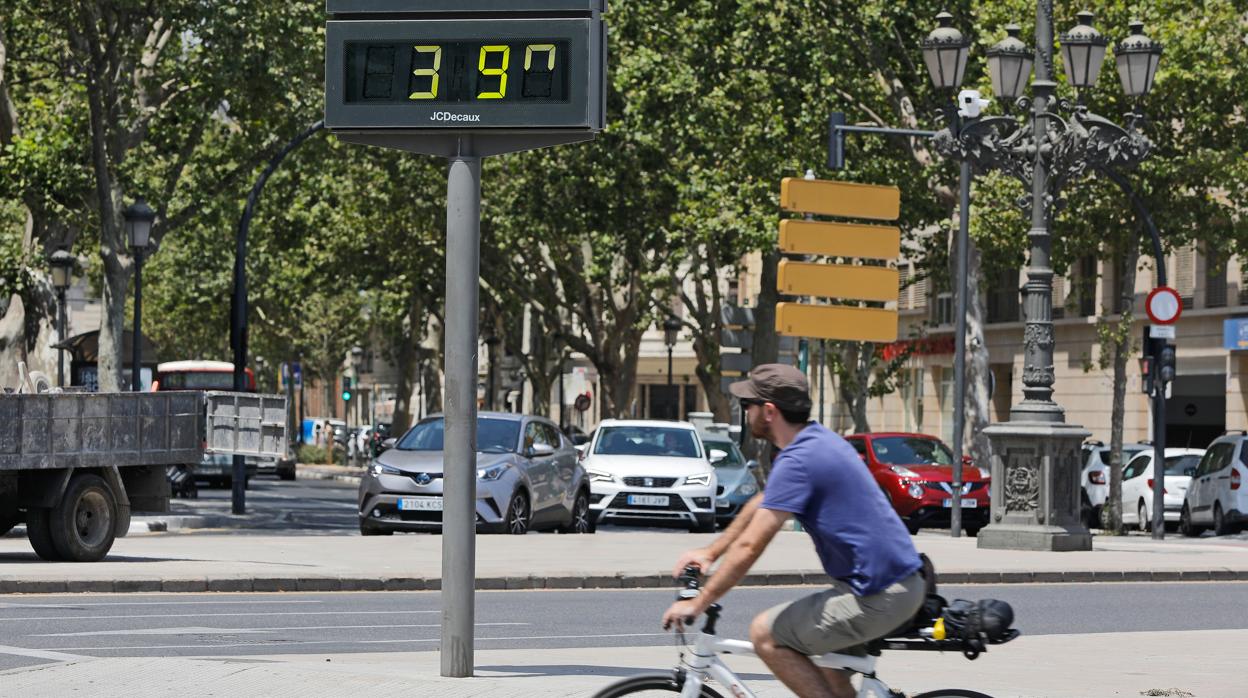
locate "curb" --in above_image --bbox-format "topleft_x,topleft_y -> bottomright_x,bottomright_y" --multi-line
2,569 -> 1244,595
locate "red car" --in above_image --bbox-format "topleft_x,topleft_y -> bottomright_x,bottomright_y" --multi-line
845,432 -> 990,536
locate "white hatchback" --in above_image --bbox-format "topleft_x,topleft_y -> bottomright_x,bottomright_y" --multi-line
582,420 -> 719,532
1119,448 -> 1203,532
1181,435 -> 1248,536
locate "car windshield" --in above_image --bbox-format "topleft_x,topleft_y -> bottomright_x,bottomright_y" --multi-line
1164,454 -> 1201,477
870,437 -> 954,466
593,426 -> 701,458
703,440 -> 743,467
1099,446 -> 1147,462
396,417 -> 520,454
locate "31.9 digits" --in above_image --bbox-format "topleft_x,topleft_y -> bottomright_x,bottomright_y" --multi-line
345,40 -> 570,104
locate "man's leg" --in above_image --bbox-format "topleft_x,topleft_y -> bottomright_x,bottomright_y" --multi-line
750,612 -> 853,698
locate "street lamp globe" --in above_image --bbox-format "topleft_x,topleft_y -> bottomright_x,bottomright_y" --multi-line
1115,20 -> 1163,98
122,199 -> 155,250
1059,11 -> 1109,92
921,12 -> 970,90
986,24 -> 1033,101
49,248 -> 74,290
662,317 -> 682,348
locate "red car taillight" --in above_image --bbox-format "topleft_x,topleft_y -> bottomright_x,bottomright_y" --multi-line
1232,470 -> 1242,491
1089,472 -> 1106,485
1146,479 -> 1168,495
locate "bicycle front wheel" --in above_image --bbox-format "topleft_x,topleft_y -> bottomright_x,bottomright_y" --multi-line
913,690 -> 996,698
593,671 -> 726,698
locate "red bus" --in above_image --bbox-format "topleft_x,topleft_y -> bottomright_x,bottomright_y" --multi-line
152,360 -> 256,392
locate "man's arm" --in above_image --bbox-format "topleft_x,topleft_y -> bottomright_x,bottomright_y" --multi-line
662,506 -> 789,629
671,492 -> 764,577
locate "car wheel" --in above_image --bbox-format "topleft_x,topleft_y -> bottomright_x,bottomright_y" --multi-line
964,524 -> 982,538
359,519 -> 393,536
905,520 -> 921,536
279,467 -> 296,482
690,514 -> 716,534
1213,503 -> 1232,536
1179,503 -> 1201,538
558,490 -> 595,534
1138,501 -> 1150,533
502,492 -> 530,535
48,474 -> 118,562
25,507 -> 62,561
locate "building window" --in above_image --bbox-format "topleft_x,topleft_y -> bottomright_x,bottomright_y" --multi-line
1206,249 -> 1228,309
987,269 -> 1020,323
1075,256 -> 1097,317
1175,245 -> 1196,310
934,292 -> 954,326
1052,275 -> 1066,320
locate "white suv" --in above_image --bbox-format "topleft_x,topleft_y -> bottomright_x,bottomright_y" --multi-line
1080,441 -> 1151,528
582,420 -> 719,532
1181,434 -> 1248,536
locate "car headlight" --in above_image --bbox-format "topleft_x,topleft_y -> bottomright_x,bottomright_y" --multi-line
889,465 -> 920,478
907,482 -> 924,499
371,463 -> 403,477
684,473 -> 713,487
477,465 -> 507,481
736,481 -> 758,496
586,468 -> 615,483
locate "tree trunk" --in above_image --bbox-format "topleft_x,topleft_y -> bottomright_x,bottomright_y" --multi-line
1105,245 -> 1141,533
390,296 -> 422,435
751,250 -> 781,365
964,241 -> 995,468
97,250 -> 128,392
422,318 -> 444,416
596,329 -> 644,419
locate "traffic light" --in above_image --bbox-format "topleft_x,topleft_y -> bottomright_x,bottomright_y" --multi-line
342,376 -> 353,402
1158,345 -> 1176,384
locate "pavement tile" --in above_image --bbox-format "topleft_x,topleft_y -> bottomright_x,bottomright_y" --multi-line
1031,572 -> 1063,583
618,575 -> 663,589
1062,571 -> 1096,583
1000,572 -> 1034,584
1151,570 -> 1184,582
297,578 -> 342,592
583,575 -> 622,589
383,578 -> 426,591
504,577 -> 544,590
15,579 -> 68,593
765,573 -> 805,586
338,577 -> 385,592
1120,571 -> 1152,582
1208,569 -> 1238,581
543,576 -> 587,589
207,578 -> 254,593
162,579 -> 209,592
114,579 -> 163,593
66,580 -> 114,593
475,577 -> 507,590
960,572 -> 1003,584
1092,571 -> 1125,582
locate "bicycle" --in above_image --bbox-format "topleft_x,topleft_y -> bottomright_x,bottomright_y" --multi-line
593,566 -> 1019,698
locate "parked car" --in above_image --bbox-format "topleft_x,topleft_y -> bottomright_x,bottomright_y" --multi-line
368,422 -> 393,457
357,412 -> 592,536
844,432 -> 990,536
1119,448 -> 1203,532
563,424 -> 592,447
582,420 -> 718,533
193,452 -> 256,489
1181,433 -> 1248,536
700,436 -> 759,528
1081,440 -> 1152,528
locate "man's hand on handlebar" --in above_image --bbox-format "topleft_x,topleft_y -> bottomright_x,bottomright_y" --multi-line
661,596 -> 709,632
671,547 -> 714,579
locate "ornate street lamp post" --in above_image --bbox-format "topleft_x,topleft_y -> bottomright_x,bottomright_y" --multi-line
922,5 -> 1162,551
663,316 -> 682,419
123,199 -> 155,392
49,249 -> 75,388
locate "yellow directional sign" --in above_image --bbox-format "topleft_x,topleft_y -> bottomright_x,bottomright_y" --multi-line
776,303 -> 898,343
779,220 -> 900,260
780,178 -> 901,221
778,261 -> 898,303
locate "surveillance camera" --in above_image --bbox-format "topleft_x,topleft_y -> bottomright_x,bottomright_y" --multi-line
957,89 -> 992,119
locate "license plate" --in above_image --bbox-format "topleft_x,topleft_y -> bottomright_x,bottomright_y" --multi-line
398,497 -> 443,511
942,498 -> 977,508
627,494 -> 670,507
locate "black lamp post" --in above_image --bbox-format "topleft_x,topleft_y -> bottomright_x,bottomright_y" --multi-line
123,199 -> 155,393
923,5 -> 1162,551
49,249 -> 74,388
483,334 -> 500,411
663,317 -> 681,388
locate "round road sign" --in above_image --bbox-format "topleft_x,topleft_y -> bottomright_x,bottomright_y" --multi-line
1145,286 -> 1182,325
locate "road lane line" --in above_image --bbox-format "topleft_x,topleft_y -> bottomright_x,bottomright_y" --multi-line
1,610 -> 439,622
50,632 -> 670,652
0,644 -> 90,661
36,623 -> 529,637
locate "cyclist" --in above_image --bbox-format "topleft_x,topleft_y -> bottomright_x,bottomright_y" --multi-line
662,364 -> 925,698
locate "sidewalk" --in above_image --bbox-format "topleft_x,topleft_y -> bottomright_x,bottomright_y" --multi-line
1,524 -> 1246,594
1,629 -> 1241,697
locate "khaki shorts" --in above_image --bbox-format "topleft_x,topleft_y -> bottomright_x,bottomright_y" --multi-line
763,572 -> 925,657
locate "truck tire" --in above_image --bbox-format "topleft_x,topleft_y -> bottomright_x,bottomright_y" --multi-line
25,508 -> 63,561
48,474 -> 118,562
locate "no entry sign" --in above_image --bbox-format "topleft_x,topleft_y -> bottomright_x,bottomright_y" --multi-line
1145,286 -> 1182,325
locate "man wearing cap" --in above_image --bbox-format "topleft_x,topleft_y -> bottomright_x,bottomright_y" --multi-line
661,363 -> 924,698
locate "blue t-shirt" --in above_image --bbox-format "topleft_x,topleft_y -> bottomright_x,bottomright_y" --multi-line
762,423 -> 921,596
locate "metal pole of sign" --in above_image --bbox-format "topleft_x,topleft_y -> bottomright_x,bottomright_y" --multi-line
441,143 -> 481,679
949,157 -> 971,538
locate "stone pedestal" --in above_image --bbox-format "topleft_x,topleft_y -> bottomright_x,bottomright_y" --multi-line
977,420 -> 1092,551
